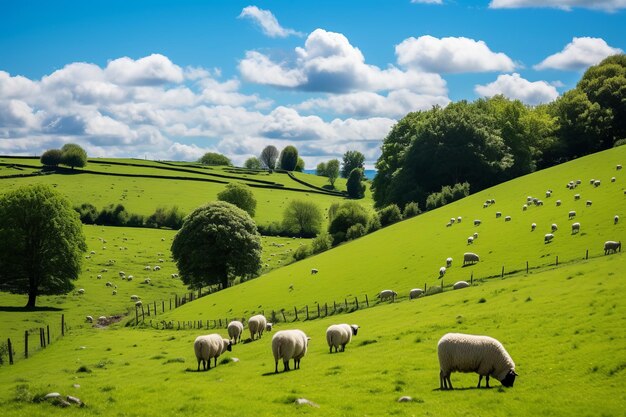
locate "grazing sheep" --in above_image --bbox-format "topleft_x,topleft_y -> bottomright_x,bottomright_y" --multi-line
144,265 -> 151,270
544,233 -> 554,243
611,177 -> 616,183
576,179 -> 581,185
457,216 -> 462,223
569,211 -> 576,219
571,223 -> 580,234
135,300 -> 143,307
194,334 -> 232,371
119,271 -> 125,277
248,314 -> 268,340
227,321 -> 244,344
586,200 -> 592,207
590,179 -> 595,185
450,218 -> 456,224
438,333 -> 517,390
272,329 -> 309,373
378,289 -> 397,302
154,266 -> 161,271
126,276 -> 133,282
446,222 -> 452,227
85,316 -> 93,323
463,252 -> 479,265
143,278 -> 151,284
98,316 -> 107,323
439,266 -> 446,279
526,196 -> 533,202
545,191 -> 551,198
446,257 -> 453,268
531,223 -> 536,231
311,268 -> 318,274
474,219 -> 481,226
409,288 -> 424,299
112,290 -> 117,295
604,241 -> 622,255
551,223 -> 558,232
77,288 -> 85,294
490,199 -> 495,204
617,164 -> 622,170
130,295 -> 140,301
522,204 -> 527,211
615,215 -> 619,225
556,200 -> 561,207
473,232 -> 478,239
453,281 -> 470,290
594,180 -> 601,187
505,216 -> 511,222
105,282 -> 113,287
574,194 -> 581,200
483,203 -> 489,208
326,324 -> 359,353
536,200 -> 544,206
467,236 -> 474,245
496,212 -> 502,218
97,274 -> 102,279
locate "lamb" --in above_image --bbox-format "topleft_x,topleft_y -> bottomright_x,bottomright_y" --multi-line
604,241 -> 622,255
463,252 -> 479,265
227,320 -> 244,344
378,289 -> 397,302
615,215 -> 619,225
569,210 -> 576,219
496,212 -> 502,218
586,200 -> 592,207
272,329 -> 309,373
531,223 -> 536,231
194,334 -> 232,371
474,219 -> 481,226
409,288 -> 424,299
505,216 -> 511,222
467,236 -> 474,245
551,223 -> 558,232
326,324 -> 359,353
439,266 -> 446,278
453,281 -> 470,290
438,333 -> 517,390
544,233 -> 554,243
571,222 -> 580,234
446,257 -> 453,268
248,314 -> 269,340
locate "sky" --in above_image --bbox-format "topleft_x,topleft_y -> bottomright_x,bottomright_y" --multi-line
0,0 -> 624,168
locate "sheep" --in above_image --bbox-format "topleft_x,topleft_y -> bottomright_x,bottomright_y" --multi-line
594,180 -> 601,187
266,323 -> 273,332
457,216 -> 462,223
590,179 -> 595,185
126,276 -> 133,282
227,320 -> 244,344
194,334 -> 232,371
545,191 -> 551,198
439,266 -> 446,279
409,288 -> 424,299
467,236 -> 474,245
326,324 -> 359,353
378,289 -> 397,302
135,300 -> 143,307
544,233 -> 554,243
586,200 -> 592,207
143,278 -> 151,284
90,250 -> 96,255
97,274 -> 102,279
576,179 -> 582,185
438,333 -> 517,390
574,194 -> 581,200
153,266 -> 161,271
453,281 -> 470,290
105,282 -> 113,287
531,223 -> 536,231
617,164 -> 623,170
615,215 -> 619,225
450,217 -> 456,224
526,196 -> 533,202
77,288 -> 85,294
495,212 -> 502,218
98,316 -> 107,323
522,204 -> 527,211
311,268 -> 318,274
604,241 -> 622,255
474,219 -> 481,226
483,203 -> 488,208
446,222 -> 452,227
505,216 -> 511,222
551,223 -> 558,232
569,210 -> 576,219
272,329 -> 309,373
536,200 -> 544,206
556,200 -> 561,207
473,232 -> 478,239
571,222 -> 580,234
248,314 -> 268,340
611,177 -> 616,183
490,199 -> 495,204
446,257 -> 453,268
112,290 -> 117,295
118,271 -> 125,277
463,252 -> 479,265
144,265 -> 151,270
85,316 -> 93,323
130,295 -> 140,301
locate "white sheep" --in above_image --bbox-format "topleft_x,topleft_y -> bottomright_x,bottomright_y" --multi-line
143,278 -> 151,284
446,222 -> 452,227
611,177 -> 616,183
495,212 -> 501,218
505,216 -> 511,222
194,334 -> 232,371
571,222 -> 580,234
617,164 -> 622,170
545,191 -> 551,198
153,266 -> 161,271
248,314 -> 268,340
531,223 -> 536,231
144,265 -> 151,270
576,179 -> 581,185
594,180 -> 601,187
112,290 -> 117,295
604,241 -> 622,255
326,324 -> 359,353
590,179 -> 595,185
574,194 -> 581,200
135,300 -> 143,307
272,329 -> 309,373
474,219 -> 481,226
97,274 -> 102,279
457,216 -> 462,223
453,281 -> 470,290
556,200 -> 561,207
463,252 -> 479,265
615,215 -> 619,225
105,282 -> 113,287
130,295 -> 140,301
586,200 -> 592,207
439,266 -> 446,278
126,276 -> 133,282
569,210 -> 576,219
438,333 -> 517,390
450,217 -> 455,224
378,289 -> 397,302
544,233 -> 554,243
227,320 -> 244,344
522,204 -> 527,211
311,268 -> 318,274
409,288 -> 424,299
77,288 -> 85,294
446,257 -> 453,268
467,236 -> 474,245
119,271 -> 125,277
551,223 -> 558,232
85,316 -> 93,323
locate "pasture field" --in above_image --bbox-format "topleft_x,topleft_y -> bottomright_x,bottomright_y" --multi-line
161,145 -> 626,322
0,254 -> 623,417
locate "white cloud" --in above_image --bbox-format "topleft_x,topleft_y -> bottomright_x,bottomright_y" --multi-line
411,0 -> 443,3
105,54 -> 184,85
534,37 -> 623,70
239,29 -> 447,95
475,73 -> 559,105
396,35 -> 516,73
238,6 -> 303,38
489,0 -> 626,12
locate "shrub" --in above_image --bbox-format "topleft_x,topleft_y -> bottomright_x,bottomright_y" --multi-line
346,223 -> 366,241
614,138 -> 626,147
295,157 -> 305,172
60,143 -> 87,169
244,157 -> 262,170
75,202 -> 99,224
198,152 -> 232,166
292,245 -> 310,261
40,149 -> 62,167
346,168 -> 366,199
378,204 -> 402,227
328,201 -> 369,245
310,231 -> 333,254
366,213 -> 381,233
282,200 -> 322,237
403,201 -> 420,219
96,204 -> 129,226
425,182 -> 470,211
217,183 -> 257,217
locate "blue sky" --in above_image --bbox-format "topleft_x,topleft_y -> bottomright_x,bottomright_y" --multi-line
0,0 -> 624,167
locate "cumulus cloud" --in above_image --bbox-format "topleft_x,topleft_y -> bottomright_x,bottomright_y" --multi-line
395,35 -> 516,73
489,0 -> 626,12
534,37 -> 623,70
105,54 -> 184,85
238,6 -> 303,38
239,29 -> 447,95
475,73 -> 559,105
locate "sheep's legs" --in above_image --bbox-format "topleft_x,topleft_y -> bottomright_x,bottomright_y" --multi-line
477,375 -> 490,388
283,360 -> 290,372
440,371 -> 453,390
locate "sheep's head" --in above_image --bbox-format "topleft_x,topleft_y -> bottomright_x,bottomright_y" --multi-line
501,370 -> 517,387
351,325 -> 359,336
226,341 -> 233,352
266,323 -> 273,332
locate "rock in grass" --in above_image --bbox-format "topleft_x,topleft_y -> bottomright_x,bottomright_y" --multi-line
398,396 -> 413,402
295,398 -> 319,408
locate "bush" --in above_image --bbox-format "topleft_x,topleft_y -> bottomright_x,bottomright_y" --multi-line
425,182 -> 470,211
282,200 -> 323,237
403,201 -> 420,218
378,204 -> 402,227
614,138 -> 626,147
310,232 -> 333,254
244,157 -> 262,170
75,202 -> 99,224
146,206 -> 184,229
292,244 -> 310,261
198,152 -> 232,166
40,149 -> 62,167
328,201 -> 370,245
346,168 -> 366,199
346,223 -> 366,240
217,183 -> 257,217
366,213 -> 381,233
60,143 -> 87,169
278,145 -> 299,171
96,204 -> 129,226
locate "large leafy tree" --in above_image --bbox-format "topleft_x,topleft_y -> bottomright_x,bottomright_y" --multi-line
40,149 -> 63,167
282,200 -> 323,237
259,145 -> 279,170
199,152 -> 232,166
0,184 -> 87,308
328,201 -> 370,245
244,157 -> 262,170
346,168 -> 365,199
278,145 -> 299,171
341,150 -> 365,178
295,157 -> 305,172
171,201 -> 262,290
61,143 -> 87,169
326,159 -> 340,188
217,183 -> 257,217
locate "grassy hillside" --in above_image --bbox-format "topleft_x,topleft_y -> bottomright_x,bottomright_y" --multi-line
0,254 -> 623,416
161,146 -> 626,322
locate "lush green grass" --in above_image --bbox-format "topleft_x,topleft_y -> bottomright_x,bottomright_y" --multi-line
0,254 -> 623,416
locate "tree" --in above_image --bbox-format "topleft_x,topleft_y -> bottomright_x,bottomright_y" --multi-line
316,162 -> 327,176
61,143 -> 87,169
402,201 -> 420,219
310,231 -> 333,254
282,200 -> 323,237
198,152 -> 232,166
171,201 -> 261,290
346,223 -> 366,241
260,145 -> 279,170
328,201 -> 370,245
40,149 -> 62,167
378,204 -> 402,227
279,145 -> 299,171
346,168 -> 366,199
244,157 -> 262,170
326,159 -> 340,188
295,157 -> 305,172
217,183 -> 257,217
341,150 -> 365,178
0,184 -> 87,308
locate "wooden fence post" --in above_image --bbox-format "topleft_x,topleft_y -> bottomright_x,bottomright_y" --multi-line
24,330 -> 28,359
154,301 -> 157,316
170,298 -> 172,310
586,249 -> 589,260
162,301 -> 165,313
324,303 -> 328,316
501,266 -> 504,278
305,305 -> 309,320
294,306 -> 298,321
471,271 -> 474,285
135,306 -> 139,325
344,298 -> 348,309
219,319 -> 222,328
61,314 -> 65,336
365,295 -> 369,307
147,304 -> 151,316
142,306 -> 145,322
46,325 -> 50,345
39,328 -> 44,348
317,303 -> 320,318
333,301 -> 336,313
526,261 -> 529,274
281,310 -> 286,322
7,338 -> 13,365
355,297 -> 359,309
556,256 -> 559,266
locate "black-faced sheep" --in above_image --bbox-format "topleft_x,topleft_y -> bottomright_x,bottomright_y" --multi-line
446,257 -> 453,268
586,200 -> 593,207
604,241 -> 622,255
531,223 -> 536,231
474,219 -> 481,226
556,200 -> 561,207
544,233 -> 554,243
378,289 -> 397,302
438,333 -> 517,390
571,222 -> 580,234
551,223 -> 558,232
326,324 -> 359,353
272,329 -> 309,373
409,288 -> 424,299
463,252 -> 479,265
439,266 -> 446,278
